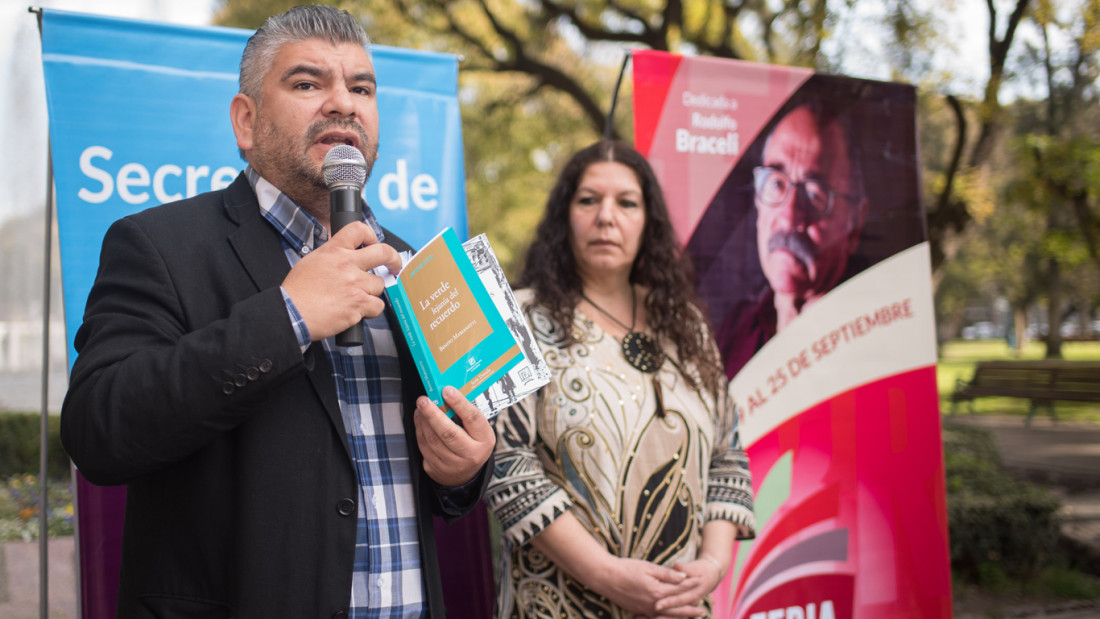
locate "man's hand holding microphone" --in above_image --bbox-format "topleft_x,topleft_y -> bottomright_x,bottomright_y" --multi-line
281,145 -> 403,344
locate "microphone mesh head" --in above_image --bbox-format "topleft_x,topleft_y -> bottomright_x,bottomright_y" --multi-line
322,145 -> 367,189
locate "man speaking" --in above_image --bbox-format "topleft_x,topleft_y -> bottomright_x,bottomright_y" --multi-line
60,5 -> 493,617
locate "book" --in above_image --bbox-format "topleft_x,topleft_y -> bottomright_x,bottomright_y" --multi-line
462,233 -> 552,417
379,227 -> 549,419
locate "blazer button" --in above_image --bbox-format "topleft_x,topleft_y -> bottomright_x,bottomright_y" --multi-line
259,359 -> 273,373
234,374 -> 248,387
336,498 -> 355,516
221,382 -> 235,395
246,367 -> 260,381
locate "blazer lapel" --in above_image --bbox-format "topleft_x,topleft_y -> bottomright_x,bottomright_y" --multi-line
220,174 -> 352,460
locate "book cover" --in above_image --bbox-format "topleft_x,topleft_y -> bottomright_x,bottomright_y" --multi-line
462,234 -> 551,417
382,227 -> 538,417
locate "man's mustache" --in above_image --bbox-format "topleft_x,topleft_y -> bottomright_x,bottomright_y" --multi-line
307,119 -> 375,162
767,231 -> 817,269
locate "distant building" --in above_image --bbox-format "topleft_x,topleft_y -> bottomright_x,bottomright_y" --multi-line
0,319 -> 67,371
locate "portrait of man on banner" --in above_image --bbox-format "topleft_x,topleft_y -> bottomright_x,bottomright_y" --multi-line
686,74 -> 926,380
634,50 -> 951,618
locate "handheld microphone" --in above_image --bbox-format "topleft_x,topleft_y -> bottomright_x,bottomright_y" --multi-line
323,144 -> 368,347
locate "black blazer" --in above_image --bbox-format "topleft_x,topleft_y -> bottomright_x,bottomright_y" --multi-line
61,173 -> 487,618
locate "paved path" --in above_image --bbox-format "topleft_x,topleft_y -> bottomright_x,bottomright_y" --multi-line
0,536 -> 76,619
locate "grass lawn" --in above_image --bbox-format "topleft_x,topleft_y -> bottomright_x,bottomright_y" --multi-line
937,339 -> 1100,423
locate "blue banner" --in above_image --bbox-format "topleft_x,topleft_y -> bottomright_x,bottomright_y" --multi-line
40,9 -> 488,619
41,8 -> 468,364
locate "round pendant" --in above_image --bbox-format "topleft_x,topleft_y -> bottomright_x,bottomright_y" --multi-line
622,332 -> 663,373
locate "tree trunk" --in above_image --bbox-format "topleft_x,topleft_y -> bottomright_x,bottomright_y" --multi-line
1045,258 -> 1063,359
1013,305 -> 1028,357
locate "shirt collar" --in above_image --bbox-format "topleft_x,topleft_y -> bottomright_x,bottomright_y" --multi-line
244,165 -> 385,255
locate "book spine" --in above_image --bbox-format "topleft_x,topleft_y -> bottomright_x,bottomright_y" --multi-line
388,285 -> 442,404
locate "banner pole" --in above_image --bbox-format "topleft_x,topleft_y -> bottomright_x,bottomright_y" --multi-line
39,141 -> 55,619
605,51 -> 632,140
30,8 -> 54,618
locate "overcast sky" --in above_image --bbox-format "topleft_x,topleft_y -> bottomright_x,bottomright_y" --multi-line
1,0 -> 217,224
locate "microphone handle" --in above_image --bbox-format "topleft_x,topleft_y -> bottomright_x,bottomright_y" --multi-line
330,186 -> 365,347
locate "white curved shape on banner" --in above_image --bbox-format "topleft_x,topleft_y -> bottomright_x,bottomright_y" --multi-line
730,242 -> 938,447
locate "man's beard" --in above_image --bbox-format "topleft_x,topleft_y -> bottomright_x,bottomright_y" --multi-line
767,230 -> 817,271
251,116 -> 377,202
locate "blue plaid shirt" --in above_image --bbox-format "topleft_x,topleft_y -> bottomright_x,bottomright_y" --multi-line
247,168 -> 426,618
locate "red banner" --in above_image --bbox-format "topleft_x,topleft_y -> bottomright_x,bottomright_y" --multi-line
633,50 -> 951,618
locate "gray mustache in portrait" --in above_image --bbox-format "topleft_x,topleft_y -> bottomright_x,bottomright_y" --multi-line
767,231 -> 817,268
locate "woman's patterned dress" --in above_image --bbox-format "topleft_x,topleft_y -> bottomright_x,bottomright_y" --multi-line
487,289 -> 755,618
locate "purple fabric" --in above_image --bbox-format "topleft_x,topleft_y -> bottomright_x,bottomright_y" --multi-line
434,503 -> 496,618
74,474 -> 124,619
75,475 -> 495,618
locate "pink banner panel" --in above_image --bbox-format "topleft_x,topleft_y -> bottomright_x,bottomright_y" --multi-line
633,51 -> 951,618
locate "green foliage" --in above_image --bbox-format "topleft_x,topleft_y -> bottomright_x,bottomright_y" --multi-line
0,415 -> 79,539
944,424 -> 1064,583
1030,566 -> 1100,598
973,560 -> 1012,592
932,188 -> 1052,343
930,1 -> 1100,338
213,0 -> 301,29
956,168 -> 998,222
942,424 -> 1002,493
0,412 -> 70,480
1008,132 -> 1100,270
460,77 -> 599,277
941,331 -> 1100,596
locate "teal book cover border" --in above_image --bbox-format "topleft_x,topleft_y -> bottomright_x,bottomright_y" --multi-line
387,283 -> 439,399
390,227 -> 522,413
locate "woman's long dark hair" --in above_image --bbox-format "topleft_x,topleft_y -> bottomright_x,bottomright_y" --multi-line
517,140 -> 724,394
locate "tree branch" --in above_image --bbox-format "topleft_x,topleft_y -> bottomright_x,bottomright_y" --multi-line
458,0 -> 616,134
928,94 -> 970,271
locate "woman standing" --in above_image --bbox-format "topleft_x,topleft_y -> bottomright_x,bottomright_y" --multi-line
487,140 -> 755,618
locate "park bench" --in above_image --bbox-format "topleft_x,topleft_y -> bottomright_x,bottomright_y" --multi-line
950,359 -> 1100,424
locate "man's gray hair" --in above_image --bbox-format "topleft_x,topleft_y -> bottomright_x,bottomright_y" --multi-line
239,5 -> 371,100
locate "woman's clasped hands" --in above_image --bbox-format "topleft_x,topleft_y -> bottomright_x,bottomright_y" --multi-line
589,553 -> 724,619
